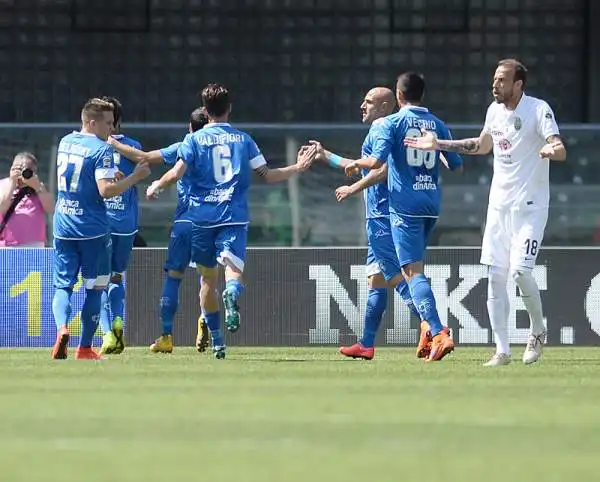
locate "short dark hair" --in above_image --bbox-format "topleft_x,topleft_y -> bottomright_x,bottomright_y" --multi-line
396,72 -> 426,103
497,59 -> 527,88
190,108 -> 209,132
101,96 -> 123,129
201,83 -> 230,117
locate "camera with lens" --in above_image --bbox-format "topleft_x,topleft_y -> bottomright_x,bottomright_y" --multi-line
21,167 -> 34,179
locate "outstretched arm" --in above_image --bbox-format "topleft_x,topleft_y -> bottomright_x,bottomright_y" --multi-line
107,137 -> 165,164
404,128 -> 493,156
254,145 -> 316,183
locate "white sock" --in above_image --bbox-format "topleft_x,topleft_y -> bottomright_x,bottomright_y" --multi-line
487,266 -> 510,355
512,269 -> 545,336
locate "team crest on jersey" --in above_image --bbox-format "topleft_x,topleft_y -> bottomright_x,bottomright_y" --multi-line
513,116 -> 522,131
544,111 -> 553,119
102,157 -> 112,168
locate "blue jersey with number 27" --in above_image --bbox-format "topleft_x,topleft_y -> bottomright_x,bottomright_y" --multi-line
53,131 -> 115,239
177,122 -> 266,227
371,106 -> 463,218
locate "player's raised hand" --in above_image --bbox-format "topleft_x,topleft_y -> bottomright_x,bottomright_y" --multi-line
146,180 -> 163,200
296,144 -> 316,171
344,161 -> 361,177
133,160 -> 151,180
308,140 -> 326,162
403,128 -> 439,150
335,185 -> 353,202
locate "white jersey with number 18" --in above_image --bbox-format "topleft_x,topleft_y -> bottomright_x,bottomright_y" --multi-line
483,94 -> 560,210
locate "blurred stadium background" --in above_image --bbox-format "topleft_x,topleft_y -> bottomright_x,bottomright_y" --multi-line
1,0 -> 599,247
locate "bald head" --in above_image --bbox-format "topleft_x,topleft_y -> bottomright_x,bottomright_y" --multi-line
360,87 -> 396,124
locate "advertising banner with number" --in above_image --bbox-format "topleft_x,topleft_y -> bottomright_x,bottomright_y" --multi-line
2,247 -> 600,348
0,249 -> 112,348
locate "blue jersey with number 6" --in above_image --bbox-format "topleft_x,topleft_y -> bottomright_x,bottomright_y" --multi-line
177,123 -> 266,227
53,131 -> 115,239
105,134 -> 142,235
371,106 -> 463,218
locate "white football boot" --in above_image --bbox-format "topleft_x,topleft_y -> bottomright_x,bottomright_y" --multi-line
523,331 -> 546,365
484,353 -> 511,367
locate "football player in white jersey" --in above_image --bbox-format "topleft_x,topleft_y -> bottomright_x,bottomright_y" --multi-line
404,58 -> 566,366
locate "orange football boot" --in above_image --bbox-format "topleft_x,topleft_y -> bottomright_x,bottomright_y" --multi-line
416,321 -> 433,358
339,343 -> 375,360
427,329 -> 455,362
74,347 -> 103,360
51,326 -> 70,360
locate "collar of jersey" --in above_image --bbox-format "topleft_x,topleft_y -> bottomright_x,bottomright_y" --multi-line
74,131 -> 97,137
203,122 -> 231,128
399,105 -> 429,113
503,93 -> 527,113
111,134 -> 125,139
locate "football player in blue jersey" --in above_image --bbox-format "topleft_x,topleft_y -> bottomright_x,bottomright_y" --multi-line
345,72 -> 463,362
110,108 -> 211,354
307,87 -> 428,360
97,96 -> 143,355
152,83 -> 316,358
52,98 -> 150,360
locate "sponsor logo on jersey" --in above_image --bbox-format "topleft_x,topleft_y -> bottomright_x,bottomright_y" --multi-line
413,174 -> 437,191
498,138 -> 512,151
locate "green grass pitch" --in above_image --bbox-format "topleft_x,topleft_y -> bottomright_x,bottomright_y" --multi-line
1,347 -> 598,482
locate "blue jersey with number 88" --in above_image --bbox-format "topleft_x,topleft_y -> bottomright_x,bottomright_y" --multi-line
372,106 -> 463,218
53,131 -> 115,239
177,123 -> 266,227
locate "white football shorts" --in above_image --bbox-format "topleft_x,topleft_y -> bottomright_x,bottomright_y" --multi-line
480,205 -> 548,271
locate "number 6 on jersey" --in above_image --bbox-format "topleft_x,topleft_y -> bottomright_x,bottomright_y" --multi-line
406,127 -> 436,169
212,145 -> 234,183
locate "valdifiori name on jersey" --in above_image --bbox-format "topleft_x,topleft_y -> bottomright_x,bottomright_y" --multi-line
198,133 -> 244,146
105,196 -> 125,210
57,198 -> 83,216
413,174 -> 437,191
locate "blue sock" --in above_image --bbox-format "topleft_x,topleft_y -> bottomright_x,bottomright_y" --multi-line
108,281 -> 125,320
360,288 -> 387,348
52,288 -> 73,329
81,289 -> 102,347
159,276 -> 181,335
99,290 -> 111,334
203,310 -> 223,347
407,274 -> 443,335
395,280 -> 421,319
225,279 -> 244,303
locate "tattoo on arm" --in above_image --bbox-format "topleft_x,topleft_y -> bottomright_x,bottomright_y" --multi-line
437,138 -> 481,154
255,165 -> 268,177
546,135 -> 562,144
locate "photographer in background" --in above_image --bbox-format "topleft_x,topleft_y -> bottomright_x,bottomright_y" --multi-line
0,152 -> 54,247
